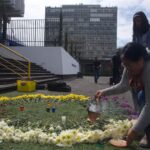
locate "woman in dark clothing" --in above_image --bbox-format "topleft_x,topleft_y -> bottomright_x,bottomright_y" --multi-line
93,57 -> 101,83
112,51 -> 122,85
132,11 -> 150,146
96,43 -> 150,148
133,11 -> 150,49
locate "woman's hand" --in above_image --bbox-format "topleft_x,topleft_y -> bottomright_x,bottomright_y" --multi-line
126,129 -> 138,146
95,90 -> 105,102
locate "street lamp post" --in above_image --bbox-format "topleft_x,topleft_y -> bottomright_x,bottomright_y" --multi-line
1,0 -> 7,44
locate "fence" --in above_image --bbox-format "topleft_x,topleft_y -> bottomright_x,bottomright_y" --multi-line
6,19 -> 46,46
4,19 -> 81,59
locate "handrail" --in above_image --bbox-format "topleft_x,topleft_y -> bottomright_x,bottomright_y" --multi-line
0,62 -> 24,78
0,56 -> 27,74
0,43 -> 31,79
0,50 -> 27,68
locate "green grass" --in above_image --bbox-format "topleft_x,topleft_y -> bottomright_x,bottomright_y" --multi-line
0,91 -> 140,150
0,90 -> 67,97
0,141 -> 139,150
4,101 -> 88,130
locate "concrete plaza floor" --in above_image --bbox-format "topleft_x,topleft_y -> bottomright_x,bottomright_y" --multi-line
65,76 -> 133,106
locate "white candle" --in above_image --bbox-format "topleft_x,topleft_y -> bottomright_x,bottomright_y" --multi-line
61,116 -> 66,124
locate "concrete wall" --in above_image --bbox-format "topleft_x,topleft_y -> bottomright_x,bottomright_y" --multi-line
61,49 -> 79,74
0,46 -> 79,75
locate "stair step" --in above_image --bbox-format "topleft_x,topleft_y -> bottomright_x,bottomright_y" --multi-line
0,58 -> 37,66
35,77 -> 60,83
0,73 -> 53,77
0,55 -> 60,93
0,69 -> 50,73
0,83 -> 17,94
0,75 -> 58,84
0,67 -> 48,71
0,83 -> 16,89
0,75 -> 56,80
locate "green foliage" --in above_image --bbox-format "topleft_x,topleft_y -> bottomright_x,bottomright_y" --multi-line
0,92 -> 139,150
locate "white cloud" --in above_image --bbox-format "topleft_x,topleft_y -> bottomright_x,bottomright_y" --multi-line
23,0 -> 94,19
118,24 -> 132,46
17,0 -> 150,48
99,0 -> 150,47
100,0 -> 141,9
141,0 -> 150,11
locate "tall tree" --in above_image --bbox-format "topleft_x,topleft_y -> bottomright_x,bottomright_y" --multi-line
74,45 -> 77,57
70,41 -> 74,56
59,8 -> 63,46
64,31 -> 68,51
54,39 -> 57,46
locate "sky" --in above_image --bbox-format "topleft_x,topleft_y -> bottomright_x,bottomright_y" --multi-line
20,0 -> 150,48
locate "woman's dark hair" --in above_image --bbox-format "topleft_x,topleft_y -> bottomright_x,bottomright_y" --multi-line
133,11 -> 149,35
121,42 -> 150,62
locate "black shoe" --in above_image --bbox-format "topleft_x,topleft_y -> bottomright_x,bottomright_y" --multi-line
140,143 -> 150,149
139,135 -> 150,149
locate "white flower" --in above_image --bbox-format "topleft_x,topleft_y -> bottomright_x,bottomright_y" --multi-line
49,126 -> 54,133
38,133 -> 48,144
0,119 -> 134,147
56,125 -> 62,131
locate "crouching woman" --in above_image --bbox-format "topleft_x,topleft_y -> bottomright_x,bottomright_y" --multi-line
96,42 -> 150,148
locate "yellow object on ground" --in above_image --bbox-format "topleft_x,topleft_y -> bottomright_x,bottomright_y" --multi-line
17,80 -> 36,92
48,102 -> 53,107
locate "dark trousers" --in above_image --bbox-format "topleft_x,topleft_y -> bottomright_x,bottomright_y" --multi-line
94,69 -> 100,83
112,68 -> 121,84
138,90 -> 150,144
145,125 -> 150,144
137,90 -> 145,112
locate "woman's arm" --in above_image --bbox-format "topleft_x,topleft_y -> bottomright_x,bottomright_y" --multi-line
100,68 -> 130,96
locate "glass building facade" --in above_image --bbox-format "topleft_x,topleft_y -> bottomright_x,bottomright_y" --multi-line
45,5 -> 117,59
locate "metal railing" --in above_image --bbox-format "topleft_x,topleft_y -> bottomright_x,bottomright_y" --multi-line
6,19 -> 46,46
6,19 -> 63,47
5,19 -> 82,59
0,43 -> 31,80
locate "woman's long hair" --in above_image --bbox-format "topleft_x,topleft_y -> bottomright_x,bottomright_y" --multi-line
121,42 -> 150,62
122,42 -> 150,89
133,11 -> 149,36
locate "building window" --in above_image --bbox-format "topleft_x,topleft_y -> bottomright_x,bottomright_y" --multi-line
69,27 -> 74,32
90,13 -> 113,17
62,9 -> 74,12
47,18 -> 60,22
90,18 -> 100,22
50,9 -> 60,12
63,18 -> 74,22
78,18 -> 84,22
90,9 -> 97,13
